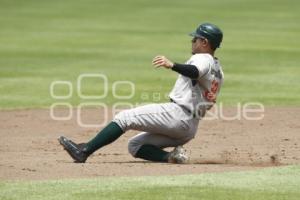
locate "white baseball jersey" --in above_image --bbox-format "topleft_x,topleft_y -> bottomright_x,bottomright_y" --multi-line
114,53 -> 224,157
169,53 -> 224,114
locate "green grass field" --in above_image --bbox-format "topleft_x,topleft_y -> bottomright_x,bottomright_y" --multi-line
1,0 -> 299,199
1,166 -> 300,200
0,0 -> 299,109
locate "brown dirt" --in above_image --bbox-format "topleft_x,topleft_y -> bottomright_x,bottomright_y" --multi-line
0,107 -> 299,180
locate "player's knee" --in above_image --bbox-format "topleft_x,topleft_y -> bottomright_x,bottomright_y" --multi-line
112,110 -> 128,132
113,109 -> 139,132
128,138 -> 142,157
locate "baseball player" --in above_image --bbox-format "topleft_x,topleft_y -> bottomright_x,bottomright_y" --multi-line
58,23 -> 224,164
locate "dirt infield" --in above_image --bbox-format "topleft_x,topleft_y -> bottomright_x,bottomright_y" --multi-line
0,107 -> 299,180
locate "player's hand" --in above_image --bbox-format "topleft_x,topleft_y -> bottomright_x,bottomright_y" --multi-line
152,55 -> 174,69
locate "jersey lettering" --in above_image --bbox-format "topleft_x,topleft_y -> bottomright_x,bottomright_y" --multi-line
203,79 -> 219,102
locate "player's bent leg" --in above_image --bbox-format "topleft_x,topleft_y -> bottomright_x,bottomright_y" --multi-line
135,144 -> 170,162
128,132 -> 190,163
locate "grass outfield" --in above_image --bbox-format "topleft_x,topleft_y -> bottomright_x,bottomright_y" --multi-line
0,166 -> 299,200
0,0 -> 300,109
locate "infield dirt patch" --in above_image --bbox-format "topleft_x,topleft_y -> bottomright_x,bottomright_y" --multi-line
0,107 -> 299,180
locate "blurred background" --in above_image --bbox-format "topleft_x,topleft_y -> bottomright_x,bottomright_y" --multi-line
0,0 -> 299,109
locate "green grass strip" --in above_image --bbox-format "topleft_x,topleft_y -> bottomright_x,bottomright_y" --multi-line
0,165 -> 299,200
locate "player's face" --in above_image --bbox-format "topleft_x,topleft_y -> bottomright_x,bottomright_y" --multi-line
191,37 -> 209,54
191,37 -> 203,54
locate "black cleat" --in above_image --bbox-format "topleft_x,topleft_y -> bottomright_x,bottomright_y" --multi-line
58,136 -> 89,163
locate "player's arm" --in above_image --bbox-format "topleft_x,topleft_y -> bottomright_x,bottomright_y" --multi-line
152,55 -> 199,79
171,63 -> 199,79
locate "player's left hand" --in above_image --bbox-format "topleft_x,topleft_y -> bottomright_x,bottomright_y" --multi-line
152,55 -> 174,69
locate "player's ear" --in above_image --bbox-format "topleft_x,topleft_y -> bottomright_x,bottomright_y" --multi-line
202,38 -> 209,47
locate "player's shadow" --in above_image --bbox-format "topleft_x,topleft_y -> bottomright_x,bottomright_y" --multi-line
98,160 -> 155,164
96,160 -> 227,165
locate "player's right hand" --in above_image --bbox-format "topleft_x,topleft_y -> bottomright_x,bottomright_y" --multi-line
152,55 -> 174,69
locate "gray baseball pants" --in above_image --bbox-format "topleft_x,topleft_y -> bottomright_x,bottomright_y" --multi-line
112,102 -> 200,157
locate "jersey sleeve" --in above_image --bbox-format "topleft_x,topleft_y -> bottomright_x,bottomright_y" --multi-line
186,54 -> 211,79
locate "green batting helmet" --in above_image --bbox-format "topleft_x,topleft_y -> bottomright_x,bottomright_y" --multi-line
190,23 -> 223,49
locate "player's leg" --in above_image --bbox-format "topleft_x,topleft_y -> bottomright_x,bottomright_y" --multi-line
58,121 -> 124,163
77,102 -> 166,156
59,103 -> 197,163
128,132 -> 191,163
113,102 -> 197,138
